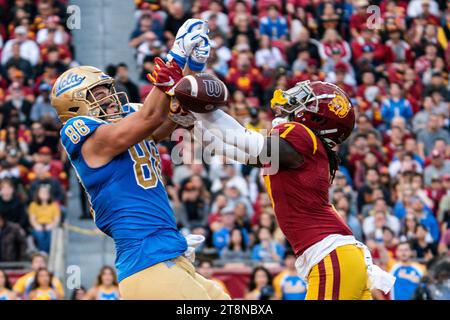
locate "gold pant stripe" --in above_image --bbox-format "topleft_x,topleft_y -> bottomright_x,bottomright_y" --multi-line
306,244 -> 372,300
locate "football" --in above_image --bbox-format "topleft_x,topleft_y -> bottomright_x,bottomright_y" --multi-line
174,73 -> 229,113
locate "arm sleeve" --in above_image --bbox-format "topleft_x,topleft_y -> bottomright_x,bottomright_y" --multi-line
271,122 -> 318,157
60,116 -> 106,159
193,110 -> 265,159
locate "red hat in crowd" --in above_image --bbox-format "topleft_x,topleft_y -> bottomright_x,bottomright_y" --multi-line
335,61 -> 348,73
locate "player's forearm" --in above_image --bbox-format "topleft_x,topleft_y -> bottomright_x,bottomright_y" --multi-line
194,121 -> 252,164
139,87 -> 169,128
193,109 -> 265,158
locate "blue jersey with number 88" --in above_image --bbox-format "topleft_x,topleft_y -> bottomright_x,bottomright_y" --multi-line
60,109 -> 187,282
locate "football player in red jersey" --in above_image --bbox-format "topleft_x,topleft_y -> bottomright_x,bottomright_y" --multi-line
191,80 -> 395,300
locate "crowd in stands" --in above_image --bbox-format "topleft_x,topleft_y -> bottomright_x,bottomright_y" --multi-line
0,0 -> 449,300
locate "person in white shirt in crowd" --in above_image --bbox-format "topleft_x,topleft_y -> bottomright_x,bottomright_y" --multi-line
407,0 -> 440,18
36,15 -> 70,46
389,151 -> 424,178
1,26 -> 40,67
200,0 -> 230,35
136,31 -> 166,67
255,35 -> 285,71
363,209 -> 401,240
424,149 -> 450,186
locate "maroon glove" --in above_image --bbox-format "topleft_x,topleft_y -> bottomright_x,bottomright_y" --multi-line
146,57 -> 183,94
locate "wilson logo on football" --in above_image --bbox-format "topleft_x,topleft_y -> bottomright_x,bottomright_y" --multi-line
328,92 -> 350,118
202,79 -> 222,98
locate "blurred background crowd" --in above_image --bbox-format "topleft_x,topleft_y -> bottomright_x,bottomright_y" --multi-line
0,0 -> 449,300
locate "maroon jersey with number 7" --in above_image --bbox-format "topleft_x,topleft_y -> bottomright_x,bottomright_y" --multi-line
263,121 -> 353,257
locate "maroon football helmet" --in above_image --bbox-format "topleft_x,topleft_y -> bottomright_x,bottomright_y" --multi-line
271,80 -> 355,147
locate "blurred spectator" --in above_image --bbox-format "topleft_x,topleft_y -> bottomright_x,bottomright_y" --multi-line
259,5 -> 288,41
407,0 -> 440,18
381,82 -> 413,129
28,185 -> 61,253
28,162 -> 65,203
163,1 -> 192,41
115,63 -> 140,103
136,32 -> 165,68
36,15 -> 69,45
1,82 -> 33,127
415,257 -> 450,300
1,26 -> 40,66
424,149 -> 450,186
28,122 -> 59,155
28,268 -> 61,300
255,35 -> 285,71
251,227 -> 285,263
13,252 -> 64,299
30,82 -> 57,122
200,1 -> 229,35
417,114 -> 450,157
389,242 -> 426,300
84,266 -> 120,300
178,177 -> 210,230
410,196 -> 440,242
0,178 -> 28,230
212,206 -> 249,254
412,96 -> 436,134
129,12 -> 164,48
319,29 -> 352,66
3,42 -> 33,80
363,210 -> 400,242
411,223 -> 438,261
220,227 -> 251,263
0,212 -> 27,262
244,266 -> 275,300
400,213 -> 419,242
272,251 -> 307,300
0,269 -> 17,300
70,286 -> 87,300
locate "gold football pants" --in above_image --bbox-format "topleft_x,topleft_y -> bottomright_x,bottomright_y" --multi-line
306,244 -> 372,300
119,256 -> 231,300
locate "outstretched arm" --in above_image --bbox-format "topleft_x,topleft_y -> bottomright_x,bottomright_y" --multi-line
194,110 -> 303,169
82,59 -> 182,168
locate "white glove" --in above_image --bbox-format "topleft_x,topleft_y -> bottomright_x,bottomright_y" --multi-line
187,34 -> 211,71
184,234 -> 205,263
167,19 -> 209,68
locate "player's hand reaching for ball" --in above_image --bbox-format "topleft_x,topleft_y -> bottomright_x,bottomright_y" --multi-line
146,57 -> 183,94
167,18 -> 210,71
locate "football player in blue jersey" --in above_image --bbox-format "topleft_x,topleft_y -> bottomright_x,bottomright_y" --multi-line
51,19 -> 229,300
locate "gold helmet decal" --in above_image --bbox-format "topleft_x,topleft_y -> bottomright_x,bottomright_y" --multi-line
51,66 -> 129,123
328,92 -> 350,118
270,89 -> 288,109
